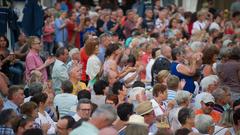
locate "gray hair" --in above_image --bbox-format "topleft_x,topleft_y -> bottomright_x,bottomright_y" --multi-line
195,114 -> 214,134
212,87 -> 226,103
77,98 -> 92,111
175,91 -> 191,105
69,48 -> 79,59
189,41 -> 204,52
219,109 -> 234,127
200,75 -> 219,92
219,47 -> 231,59
29,82 -> 43,96
92,104 -> 117,125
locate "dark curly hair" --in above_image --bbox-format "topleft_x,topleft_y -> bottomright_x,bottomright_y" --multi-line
202,45 -> 219,64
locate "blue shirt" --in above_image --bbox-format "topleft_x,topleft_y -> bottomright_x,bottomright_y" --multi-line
97,45 -> 106,64
167,90 -> 177,101
3,99 -> 20,115
54,18 -> 68,44
170,62 -> 195,93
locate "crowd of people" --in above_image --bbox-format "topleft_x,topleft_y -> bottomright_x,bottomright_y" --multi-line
0,0 -> 240,135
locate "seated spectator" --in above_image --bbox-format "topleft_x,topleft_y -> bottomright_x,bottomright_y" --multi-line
77,90 -> 91,101
167,75 -> 181,101
212,86 -> 231,113
0,109 -> 17,135
105,94 -> 119,108
178,107 -> 198,132
56,115 -> 76,135
14,116 -> 35,135
150,83 -> 168,117
135,101 -> 157,135
70,104 -> 117,135
91,80 -> 109,106
194,75 -> 219,109
195,93 -> 221,123
128,87 -> 147,109
113,103 -> 134,133
112,81 -> 128,104
169,91 -> 192,132
73,98 -> 92,121
125,114 -> 148,135
3,85 -> 24,115
194,114 -> 215,135
20,101 -> 38,119
31,93 -> 56,135
214,109 -> 233,135
54,80 -> 78,117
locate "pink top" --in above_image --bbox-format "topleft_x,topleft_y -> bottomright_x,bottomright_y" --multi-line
25,50 -> 48,82
43,24 -> 55,42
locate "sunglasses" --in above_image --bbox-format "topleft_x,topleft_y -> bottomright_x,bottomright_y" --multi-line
205,102 -> 214,107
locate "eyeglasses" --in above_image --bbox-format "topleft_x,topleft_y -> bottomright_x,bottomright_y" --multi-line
80,109 -> 91,112
205,102 -> 214,107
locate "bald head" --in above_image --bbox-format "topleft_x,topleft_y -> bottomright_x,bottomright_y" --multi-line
161,45 -> 172,59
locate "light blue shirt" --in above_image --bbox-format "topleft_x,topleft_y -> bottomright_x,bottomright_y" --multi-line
54,18 -> 68,44
97,45 -> 106,64
52,59 -> 69,93
3,99 -> 20,115
70,121 -> 99,135
54,93 -> 78,118
167,90 -> 177,101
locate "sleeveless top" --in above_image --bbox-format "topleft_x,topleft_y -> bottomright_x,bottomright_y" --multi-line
170,61 -> 195,93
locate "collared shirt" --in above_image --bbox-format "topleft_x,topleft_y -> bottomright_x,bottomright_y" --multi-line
73,114 -> 81,122
0,125 -> 15,135
70,121 -> 99,135
52,59 -> 69,92
3,99 -> 20,115
54,18 -> 67,43
54,93 -> 78,118
25,50 -> 48,82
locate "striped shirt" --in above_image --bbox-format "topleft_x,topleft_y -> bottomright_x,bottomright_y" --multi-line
167,90 -> 177,101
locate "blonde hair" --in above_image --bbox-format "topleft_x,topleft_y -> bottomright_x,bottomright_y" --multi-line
157,70 -> 170,84
28,36 -> 39,48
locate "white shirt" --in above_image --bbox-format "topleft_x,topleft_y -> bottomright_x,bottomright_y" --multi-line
86,55 -> 101,80
146,59 -> 155,86
54,93 -> 78,117
73,113 -> 81,122
209,22 -> 220,31
192,20 -> 207,34
35,111 -> 56,135
52,59 -> 69,91
150,98 -> 167,117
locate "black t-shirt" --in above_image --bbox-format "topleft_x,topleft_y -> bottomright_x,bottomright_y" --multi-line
107,20 -> 124,39
96,18 -> 104,36
142,18 -> 155,32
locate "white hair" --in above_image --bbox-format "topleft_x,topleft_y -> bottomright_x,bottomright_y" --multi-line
189,41 -> 204,52
195,114 -> 214,134
92,104 -> 117,125
128,87 -> 145,101
175,91 -> 191,105
69,48 -> 80,59
200,75 -> 219,92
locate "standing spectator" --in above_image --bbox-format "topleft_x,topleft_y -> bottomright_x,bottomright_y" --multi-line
97,33 -> 112,64
167,75 -> 181,101
52,47 -> 69,93
66,11 -> 81,49
54,80 -> 78,117
25,36 -> 55,83
85,38 -> 102,89
107,11 -> 122,38
14,32 -> 29,61
55,12 -> 68,47
191,9 -> 210,34
79,43 -> 89,84
43,16 -> 55,56
3,85 -> 24,115
142,9 -> 155,33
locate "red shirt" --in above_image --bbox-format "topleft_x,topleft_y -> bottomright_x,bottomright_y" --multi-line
80,47 -> 89,82
67,20 -> 80,48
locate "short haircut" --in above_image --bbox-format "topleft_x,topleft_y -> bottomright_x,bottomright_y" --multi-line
8,85 -> 23,100
152,83 -> 167,97
60,115 -> 76,129
92,104 -> 117,126
211,87 -> 227,103
171,46 -> 185,60
178,108 -> 194,125
20,101 -> 38,116
132,81 -> 145,88
152,48 -> 161,59
200,75 -> 219,91
175,91 -> 191,105
112,81 -> 124,95
29,82 -> 43,96
76,98 -> 92,111
105,94 -> 118,105
30,93 -> 48,105
195,114 -> 214,134
77,90 -> 91,100
0,109 -> 15,125
55,47 -> 67,57
117,103 -> 134,121
167,75 -> 179,90
61,80 -> 73,93
93,80 -> 109,95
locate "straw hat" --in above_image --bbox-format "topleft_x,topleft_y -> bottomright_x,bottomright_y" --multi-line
135,101 -> 153,116
127,114 -> 148,126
